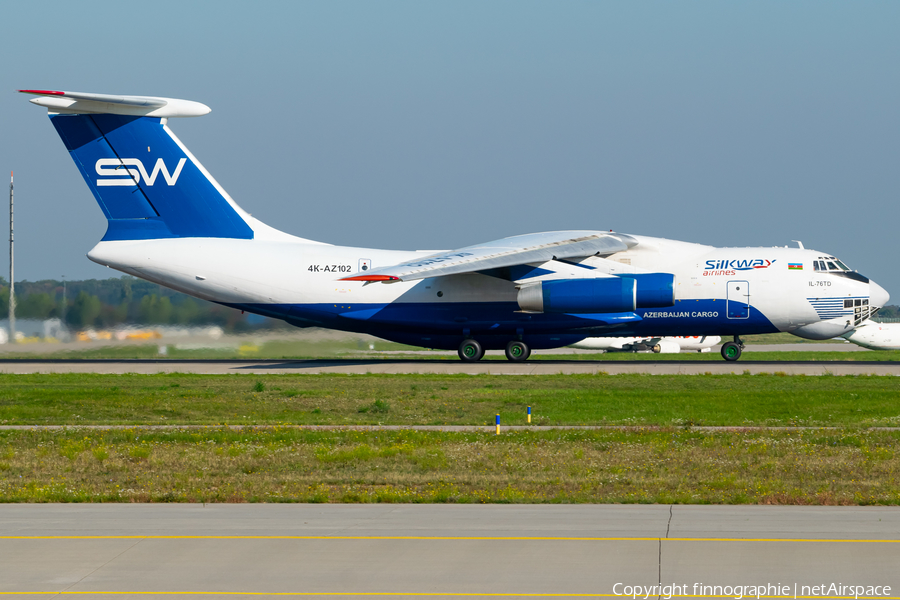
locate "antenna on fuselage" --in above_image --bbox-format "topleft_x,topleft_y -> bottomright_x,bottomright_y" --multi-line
791,240 -> 804,249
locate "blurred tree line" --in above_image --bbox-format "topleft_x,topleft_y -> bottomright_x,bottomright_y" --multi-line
877,305 -> 900,319
0,276 -> 282,332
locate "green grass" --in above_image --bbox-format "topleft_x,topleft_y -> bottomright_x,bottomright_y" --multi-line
1,373 -> 899,427
3,372 -> 900,504
1,427 -> 898,504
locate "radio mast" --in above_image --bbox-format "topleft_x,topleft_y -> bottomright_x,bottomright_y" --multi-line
9,172 -> 14,343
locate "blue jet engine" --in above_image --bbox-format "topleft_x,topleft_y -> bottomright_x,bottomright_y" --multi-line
516,273 -> 674,313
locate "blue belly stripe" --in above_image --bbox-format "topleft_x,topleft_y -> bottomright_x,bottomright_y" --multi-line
223,299 -> 777,350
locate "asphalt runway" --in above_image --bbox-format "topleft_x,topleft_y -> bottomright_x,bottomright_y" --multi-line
0,357 -> 898,375
1,505 -> 898,599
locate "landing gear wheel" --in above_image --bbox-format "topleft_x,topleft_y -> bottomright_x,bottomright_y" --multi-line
721,341 -> 742,362
505,340 -> 530,362
458,339 -> 484,362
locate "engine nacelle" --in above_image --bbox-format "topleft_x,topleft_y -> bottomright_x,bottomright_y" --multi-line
517,278 -> 635,313
630,273 -> 675,308
653,340 -> 682,354
517,273 -> 675,314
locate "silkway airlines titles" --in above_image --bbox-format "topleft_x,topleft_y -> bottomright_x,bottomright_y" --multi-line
20,89 -> 890,362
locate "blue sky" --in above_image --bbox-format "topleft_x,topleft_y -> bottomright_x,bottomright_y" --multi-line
2,1 -> 899,298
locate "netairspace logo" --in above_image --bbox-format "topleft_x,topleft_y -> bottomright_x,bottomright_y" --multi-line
95,158 -> 187,187
613,582 -> 892,599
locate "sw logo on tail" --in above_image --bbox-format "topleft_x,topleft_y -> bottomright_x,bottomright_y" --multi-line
95,158 -> 186,187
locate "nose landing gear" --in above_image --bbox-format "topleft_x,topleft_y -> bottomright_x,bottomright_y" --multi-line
720,335 -> 744,361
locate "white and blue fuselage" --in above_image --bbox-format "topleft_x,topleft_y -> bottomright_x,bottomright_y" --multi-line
86,235 -> 887,351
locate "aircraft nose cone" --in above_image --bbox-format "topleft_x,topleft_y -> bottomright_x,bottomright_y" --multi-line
870,280 -> 890,308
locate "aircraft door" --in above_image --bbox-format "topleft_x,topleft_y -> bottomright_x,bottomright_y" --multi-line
727,280 -> 750,319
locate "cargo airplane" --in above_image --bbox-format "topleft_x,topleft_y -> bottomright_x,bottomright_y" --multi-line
842,321 -> 900,351
20,89 -> 890,362
571,335 -> 721,353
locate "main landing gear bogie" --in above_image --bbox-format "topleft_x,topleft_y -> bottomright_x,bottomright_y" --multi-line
505,340 -> 531,362
720,336 -> 745,362
457,339 -> 532,362
458,339 -> 485,362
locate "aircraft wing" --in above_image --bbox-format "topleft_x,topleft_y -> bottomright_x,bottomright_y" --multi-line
341,231 -> 637,282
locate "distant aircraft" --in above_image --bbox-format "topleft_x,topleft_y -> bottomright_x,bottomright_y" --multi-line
571,335 -> 721,353
20,89 -> 891,362
841,322 -> 900,351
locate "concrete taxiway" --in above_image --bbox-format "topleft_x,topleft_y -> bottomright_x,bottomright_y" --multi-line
0,357 -> 898,375
0,504 -> 898,598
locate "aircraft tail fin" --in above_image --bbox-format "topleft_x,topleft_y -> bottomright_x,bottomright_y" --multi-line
21,89 -> 255,241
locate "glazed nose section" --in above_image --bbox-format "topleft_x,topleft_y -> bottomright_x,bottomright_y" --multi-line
870,280 -> 890,309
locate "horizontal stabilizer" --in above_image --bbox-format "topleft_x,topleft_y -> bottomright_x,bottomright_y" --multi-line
19,89 -> 210,118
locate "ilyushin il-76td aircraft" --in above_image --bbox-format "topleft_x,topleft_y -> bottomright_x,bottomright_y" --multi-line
21,89 -> 890,362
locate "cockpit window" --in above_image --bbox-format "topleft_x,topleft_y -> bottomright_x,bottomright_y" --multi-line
815,256 -> 852,272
